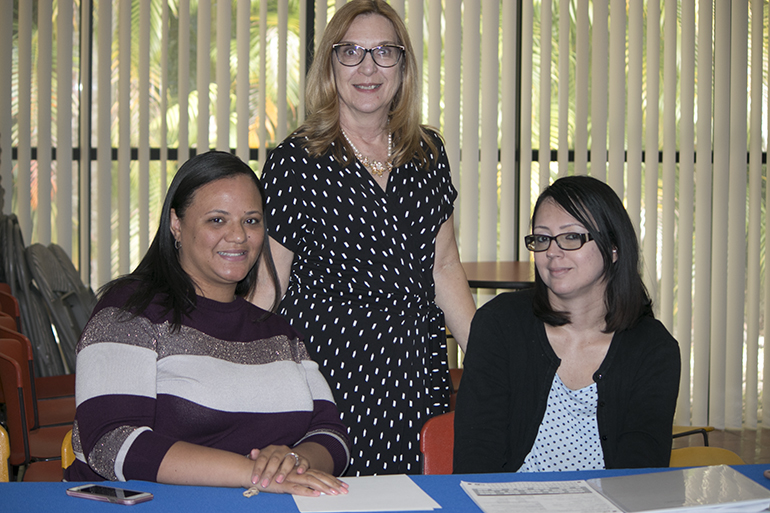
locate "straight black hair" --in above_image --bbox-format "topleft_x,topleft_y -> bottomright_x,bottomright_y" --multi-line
100,151 -> 281,330
530,175 -> 652,332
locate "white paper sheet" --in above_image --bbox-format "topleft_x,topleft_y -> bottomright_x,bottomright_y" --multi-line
460,480 -> 622,513
293,474 -> 441,513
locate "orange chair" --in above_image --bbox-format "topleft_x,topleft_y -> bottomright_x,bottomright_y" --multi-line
0,313 -> 17,330
419,411 -> 455,474
0,421 -> 64,482
449,368 -> 463,411
18,428 -> 75,482
0,351 -> 70,476
18,459 -> 65,481
0,313 -> 13,403
17,428 -> 77,482
0,338 -> 75,429
0,311 -> 16,331
0,282 -> 12,295
0,324 -> 76,399
449,368 -> 463,392
0,324 -> 75,428
0,290 -> 22,332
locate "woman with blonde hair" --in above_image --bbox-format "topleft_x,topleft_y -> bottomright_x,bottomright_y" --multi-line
252,0 -> 475,475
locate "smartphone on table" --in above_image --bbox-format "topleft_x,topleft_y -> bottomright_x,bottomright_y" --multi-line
66,484 -> 154,505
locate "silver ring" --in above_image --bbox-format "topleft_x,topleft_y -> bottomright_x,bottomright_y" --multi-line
285,452 -> 300,467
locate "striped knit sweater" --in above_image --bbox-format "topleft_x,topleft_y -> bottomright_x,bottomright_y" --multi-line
65,285 -> 350,482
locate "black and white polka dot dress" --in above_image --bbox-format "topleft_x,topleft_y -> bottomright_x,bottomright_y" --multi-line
262,131 -> 457,475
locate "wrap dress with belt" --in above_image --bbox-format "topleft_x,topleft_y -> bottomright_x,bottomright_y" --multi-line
261,131 -> 457,475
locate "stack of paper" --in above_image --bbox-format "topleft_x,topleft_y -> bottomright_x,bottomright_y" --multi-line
588,465 -> 770,512
461,465 -> 770,513
293,474 -> 441,513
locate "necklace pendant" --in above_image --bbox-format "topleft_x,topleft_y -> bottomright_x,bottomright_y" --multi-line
367,159 -> 389,177
342,129 -> 393,178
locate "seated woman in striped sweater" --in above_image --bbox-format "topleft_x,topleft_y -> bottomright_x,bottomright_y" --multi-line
65,151 -> 350,496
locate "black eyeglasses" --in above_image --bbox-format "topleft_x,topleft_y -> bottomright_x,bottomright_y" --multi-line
524,232 -> 594,252
332,43 -> 405,68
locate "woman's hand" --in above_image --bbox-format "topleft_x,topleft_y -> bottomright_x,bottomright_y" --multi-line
247,445 -> 348,496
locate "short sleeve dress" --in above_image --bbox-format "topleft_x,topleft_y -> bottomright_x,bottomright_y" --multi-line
262,130 -> 457,475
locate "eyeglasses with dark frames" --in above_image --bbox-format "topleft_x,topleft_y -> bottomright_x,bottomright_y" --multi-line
332,43 -> 405,68
524,232 -> 595,252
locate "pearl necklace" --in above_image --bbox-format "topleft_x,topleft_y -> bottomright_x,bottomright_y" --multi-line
342,129 -> 393,177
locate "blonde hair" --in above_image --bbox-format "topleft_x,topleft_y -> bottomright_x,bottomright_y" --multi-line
297,0 -> 438,168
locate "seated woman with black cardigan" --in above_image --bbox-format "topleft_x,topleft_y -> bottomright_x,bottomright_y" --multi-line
453,176 -> 680,473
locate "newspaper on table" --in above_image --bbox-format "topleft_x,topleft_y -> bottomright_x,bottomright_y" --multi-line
461,479 -> 621,513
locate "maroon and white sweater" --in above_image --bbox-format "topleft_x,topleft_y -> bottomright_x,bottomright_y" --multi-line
65,285 -> 350,482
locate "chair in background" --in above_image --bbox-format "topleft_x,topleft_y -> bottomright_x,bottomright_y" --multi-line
420,411 -> 455,475
0,290 -> 22,332
0,337 -> 75,429
17,458 -> 64,482
0,351 -> 70,480
449,368 -> 463,411
673,425 -> 715,446
15,413 -> 70,484
0,312 -> 17,331
0,313 -> 14,403
670,446 -> 745,467
26,244 -> 96,372
0,282 -> 12,295
0,425 -> 10,482
4,219 -> 69,378
47,243 -> 98,333
0,420 -> 64,483
449,368 -> 463,392
62,429 -> 75,470
0,324 -> 75,401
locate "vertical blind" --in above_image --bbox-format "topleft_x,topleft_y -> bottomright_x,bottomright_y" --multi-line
2,0 -> 769,430
518,0 -> 764,431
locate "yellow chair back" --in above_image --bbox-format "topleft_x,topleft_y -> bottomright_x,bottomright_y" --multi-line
0,424 -> 10,481
62,429 -> 75,470
670,446 -> 745,467
672,425 -> 715,445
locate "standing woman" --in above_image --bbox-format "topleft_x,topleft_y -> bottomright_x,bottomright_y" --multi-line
251,0 -> 476,475
454,176 -> 680,473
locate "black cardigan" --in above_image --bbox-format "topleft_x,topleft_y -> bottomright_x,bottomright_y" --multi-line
453,290 -> 680,473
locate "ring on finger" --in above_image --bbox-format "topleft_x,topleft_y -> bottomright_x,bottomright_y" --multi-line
285,452 -> 300,467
